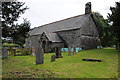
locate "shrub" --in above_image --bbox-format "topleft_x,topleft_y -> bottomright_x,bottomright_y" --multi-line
15,48 -> 31,56
22,48 -> 31,55
3,43 -> 20,47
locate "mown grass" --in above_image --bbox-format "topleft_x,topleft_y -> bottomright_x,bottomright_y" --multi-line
2,48 -> 119,78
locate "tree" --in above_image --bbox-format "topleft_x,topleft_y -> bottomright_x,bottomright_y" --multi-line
92,12 -> 112,47
11,19 -> 30,46
2,2 -> 30,46
108,2 -> 120,49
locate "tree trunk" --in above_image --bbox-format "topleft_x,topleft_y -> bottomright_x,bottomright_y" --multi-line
116,43 -> 120,50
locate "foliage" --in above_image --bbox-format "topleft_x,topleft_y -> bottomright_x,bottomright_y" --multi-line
50,48 -> 55,53
2,48 -> 118,78
107,2 -> 120,50
15,48 -> 31,56
11,19 -> 30,46
3,43 -> 20,47
2,2 -> 30,46
2,2 -> 28,37
92,12 -> 113,47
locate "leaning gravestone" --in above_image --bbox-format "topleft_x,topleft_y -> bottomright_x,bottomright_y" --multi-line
2,48 -> 8,59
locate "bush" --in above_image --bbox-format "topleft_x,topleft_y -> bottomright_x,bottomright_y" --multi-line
3,43 -> 20,47
22,48 -> 31,55
50,48 -> 55,53
15,48 -> 31,56
8,48 -> 16,56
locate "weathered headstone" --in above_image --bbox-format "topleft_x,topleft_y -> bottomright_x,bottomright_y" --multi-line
55,47 -> 62,58
68,46 -> 72,56
73,47 -> 76,54
51,55 -> 55,62
2,48 -> 8,59
35,43 -> 44,65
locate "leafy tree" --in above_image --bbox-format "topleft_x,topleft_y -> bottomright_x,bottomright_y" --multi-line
92,12 -> 112,47
11,18 -> 30,46
107,2 -> 120,50
2,2 -> 30,46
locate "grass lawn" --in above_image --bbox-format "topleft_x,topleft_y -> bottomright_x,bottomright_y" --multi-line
2,48 -> 119,78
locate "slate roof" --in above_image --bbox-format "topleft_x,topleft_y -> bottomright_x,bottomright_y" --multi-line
44,32 -> 63,42
29,14 -> 91,36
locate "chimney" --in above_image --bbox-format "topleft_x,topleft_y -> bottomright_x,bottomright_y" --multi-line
85,2 -> 92,14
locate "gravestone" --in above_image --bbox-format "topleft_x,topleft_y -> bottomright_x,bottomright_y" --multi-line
82,58 -> 102,62
2,48 -> 8,59
68,46 -> 72,56
51,55 -> 55,62
55,47 -> 62,58
35,42 -> 44,65
73,47 -> 76,54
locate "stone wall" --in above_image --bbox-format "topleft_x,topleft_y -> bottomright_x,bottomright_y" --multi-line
80,15 -> 99,49
26,14 -> 100,51
80,15 -> 99,37
58,29 -> 81,48
40,33 -> 64,52
50,42 -> 64,49
81,36 -> 99,49
26,34 -> 42,48
58,15 -> 99,49
25,34 -> 42,56
25,37 -> 32,48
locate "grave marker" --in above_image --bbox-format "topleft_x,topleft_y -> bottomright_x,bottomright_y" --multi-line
2,48 -> 8,59
51,55 -> 55,62
35,42 -> 44,65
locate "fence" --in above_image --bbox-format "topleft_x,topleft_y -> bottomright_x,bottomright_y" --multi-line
2,48 -> 32,58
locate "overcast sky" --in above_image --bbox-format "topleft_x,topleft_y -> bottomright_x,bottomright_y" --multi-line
18,0 -> 119,28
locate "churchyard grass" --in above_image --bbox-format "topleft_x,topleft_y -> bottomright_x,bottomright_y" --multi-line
2,48 -> 119,78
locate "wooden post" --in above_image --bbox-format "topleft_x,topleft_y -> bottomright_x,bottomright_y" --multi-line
35,42 -> 44,65
68,46 -> 71,56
